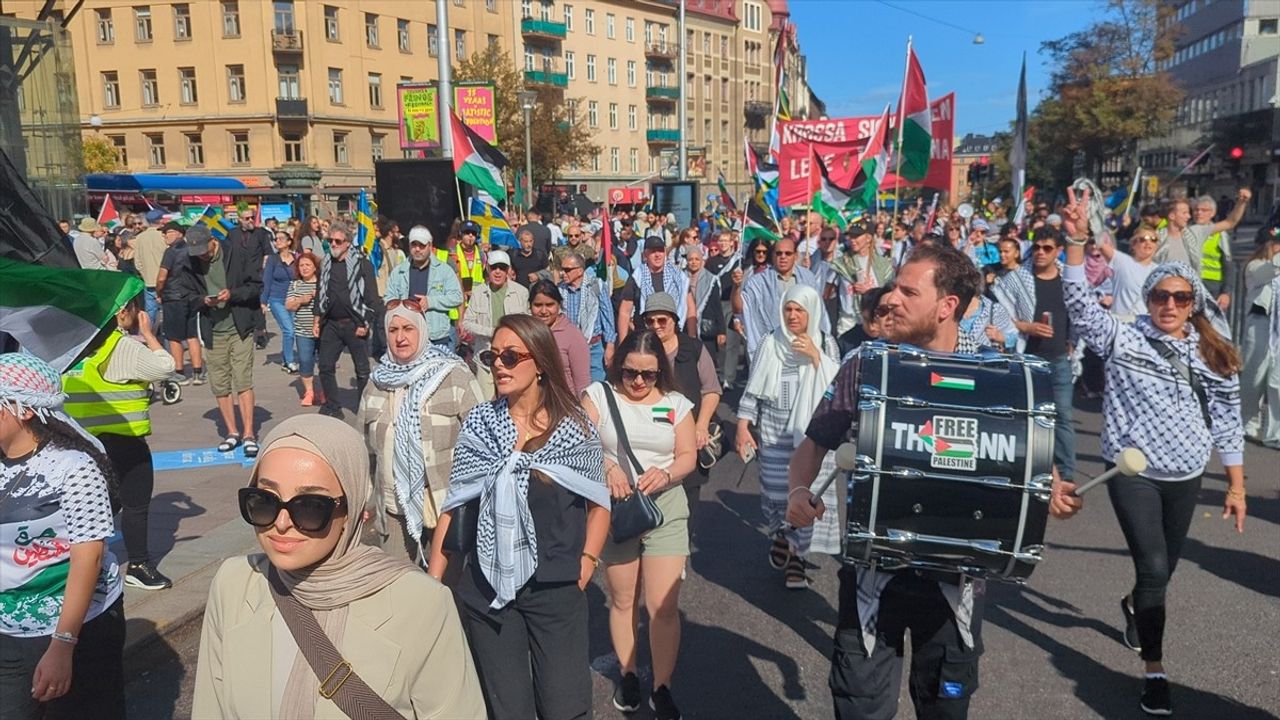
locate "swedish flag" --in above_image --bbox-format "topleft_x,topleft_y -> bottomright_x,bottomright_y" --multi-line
356,189 -> 381,272
199,206 -> 232,241
469,195 -> 517,248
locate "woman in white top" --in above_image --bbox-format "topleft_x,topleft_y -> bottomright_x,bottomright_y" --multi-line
1240,232 -> 1280,446
581,330 -> 696,720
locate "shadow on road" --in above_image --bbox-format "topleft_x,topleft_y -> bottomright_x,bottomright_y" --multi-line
198,405 -> 277,439
124,618 -> 186,720
147,491 -> 207,561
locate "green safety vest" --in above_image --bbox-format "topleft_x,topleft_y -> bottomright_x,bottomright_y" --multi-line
1200,231 -> 1224,282
63,330 -> 152,437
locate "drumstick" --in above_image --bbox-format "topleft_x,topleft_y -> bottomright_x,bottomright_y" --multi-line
1071,448 -> 1148,496
807,442 -> 860,506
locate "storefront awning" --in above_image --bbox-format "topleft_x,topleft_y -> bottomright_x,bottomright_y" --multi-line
86,173 -> 249,193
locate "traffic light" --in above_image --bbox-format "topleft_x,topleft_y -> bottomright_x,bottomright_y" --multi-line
968,162 -> 978,185
1229,146 -> 1244,160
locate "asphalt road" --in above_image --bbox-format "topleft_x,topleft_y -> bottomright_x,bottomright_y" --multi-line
123,379 -> 1280,720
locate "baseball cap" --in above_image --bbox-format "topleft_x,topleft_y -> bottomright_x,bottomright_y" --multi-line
846,219 -> 873,238
643,235 -> 666,252
185,224 -> 213,256
162,220 -> 185,233
407,226 -> 432,246
488,249 -> 511,267
145,209 -> 167,224
641,292 -> 679,319
1046,213 -> 1063,226
971,218 -> 990,232
460,220 -> 480,235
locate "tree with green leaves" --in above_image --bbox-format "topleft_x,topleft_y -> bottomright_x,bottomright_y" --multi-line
81,134 -> 120,173
1033,0 -> 1182,181
453,45 -> 599,201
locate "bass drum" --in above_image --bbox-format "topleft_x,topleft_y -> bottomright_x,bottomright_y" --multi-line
844,342 -> 1055,582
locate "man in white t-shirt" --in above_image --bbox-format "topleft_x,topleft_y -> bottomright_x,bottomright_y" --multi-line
1099,224 -> 1160,320
1156,188 -> 1251,310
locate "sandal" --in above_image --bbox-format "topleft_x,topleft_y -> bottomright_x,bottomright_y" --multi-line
768,532 -> 791,570
784,556 -> 811,590
242,438 -> 259,458
217,434 -> 241,453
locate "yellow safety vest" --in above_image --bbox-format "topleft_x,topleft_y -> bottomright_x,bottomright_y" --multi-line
63,330 -> 151,437
455,246 -> 484,286
1200,231 -> 1224,282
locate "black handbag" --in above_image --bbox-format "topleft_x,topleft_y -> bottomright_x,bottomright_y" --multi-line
598,382 -> 665,543
441,497 -> 479,556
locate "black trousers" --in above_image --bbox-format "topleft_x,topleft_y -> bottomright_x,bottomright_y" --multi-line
460,581 -> 591,720
830,568 -> 983,720
317,318 -> 370,414
0,597 -> 126,720
1107,473 -> 1201,662
98,434 -> 154,565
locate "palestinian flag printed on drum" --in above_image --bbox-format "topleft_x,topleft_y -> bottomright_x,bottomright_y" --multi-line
652,407 -> 676,425
929,372 -> 975,391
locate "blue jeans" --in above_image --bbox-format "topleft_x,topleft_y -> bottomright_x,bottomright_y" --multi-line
588,340 -> 607,383
295,335 -> 317,376
267,299 -> 296,366
144,288 -> 160,338
1048,354 -> 1076,480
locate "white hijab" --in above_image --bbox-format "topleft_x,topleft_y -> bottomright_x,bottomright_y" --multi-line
744,284 -> 840,445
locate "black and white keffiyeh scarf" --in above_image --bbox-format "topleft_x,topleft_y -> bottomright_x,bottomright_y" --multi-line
441,400 -> 610,609
636,262 -> 690,326
318,254 -> 370,323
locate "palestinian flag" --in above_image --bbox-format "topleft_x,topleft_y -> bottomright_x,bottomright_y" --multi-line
450,111 -> 508,202
852,105 -> 891,211
743,188 -> 781,245
811,150 -> 852,229
0,256 -> 144,371
930,372 -> 975,391
897,45 -> 932,182
652,406 -> 676,425
717,171 -> 737,213
96,194 -> 122,231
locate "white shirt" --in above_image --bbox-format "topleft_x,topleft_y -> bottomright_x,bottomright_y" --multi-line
1108,251 -> 1156,320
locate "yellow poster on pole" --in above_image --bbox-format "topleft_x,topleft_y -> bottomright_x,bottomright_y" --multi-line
397,83 -> 440,150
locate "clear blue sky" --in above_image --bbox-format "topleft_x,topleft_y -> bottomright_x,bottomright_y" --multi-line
789,0 -> 1101,138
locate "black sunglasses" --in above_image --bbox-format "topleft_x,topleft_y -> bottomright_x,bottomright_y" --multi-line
489,263 -> 510,271
238,487 -> 347,533
479,348 -> 533,369
1149,289 -> 1195,307
621,367 -> 660,383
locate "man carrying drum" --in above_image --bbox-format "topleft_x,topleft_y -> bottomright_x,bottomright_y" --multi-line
786,243 -> 1084,720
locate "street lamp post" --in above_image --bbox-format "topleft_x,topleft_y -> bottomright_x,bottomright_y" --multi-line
518,90 -> 538,211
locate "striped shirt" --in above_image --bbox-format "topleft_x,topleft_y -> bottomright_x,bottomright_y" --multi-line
287,279 -> 318,338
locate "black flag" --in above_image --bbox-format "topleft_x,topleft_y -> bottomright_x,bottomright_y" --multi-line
0,147 -> 78,268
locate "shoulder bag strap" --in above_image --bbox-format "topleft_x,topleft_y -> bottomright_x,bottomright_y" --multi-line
1144,337 -> 1211,429
598,382 -> 644,483
266,569 -> 405,720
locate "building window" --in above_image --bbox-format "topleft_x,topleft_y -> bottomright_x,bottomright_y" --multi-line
221,1 -> 240,37
324,5 -> 340,41
102,71 -> 121,108
231,131 -> 250,164
565,51 -> 576,80
397,18 -> 410,51
486,0 -> 497,11
488,33 -> 499,48
607,58 -> 616,85
628,104 -> 637,130
591,153 -> 600,172
283,133 -> 304,163
588,100 -> 598,128
630,147 -> 638,173
606,13 -> 615,39
371,133 -> 385,161
586,54 -> 596,82
328,68 -> 344,104
185,132 -> 204,166
146,133 -> 166,167
625,17 -> 634,42
96,9 -> 114,43
273,0 -> 294,33
1261,18 -> 1278,34
703,32 -> 711,53
227,65 -> 246,102
744,2 -> 762,32
333,131 -> 349,165
428,25 -> 438,56
365,13 -> 379,48
609,103 -> 618,129
564,4 -> 573,30
627,61 -> 636,87
455,29 -> 466,58
109,135 -> 127,165
610,147 -> 619,173
133,6 -> 152,42
278,64 -> 300,99
585,8 -> 594,35
140,69 -> 159,106
173,4 -> 191,40
368,73 -> 383,108
525,48 -> 535,71
179,67 -> 198,104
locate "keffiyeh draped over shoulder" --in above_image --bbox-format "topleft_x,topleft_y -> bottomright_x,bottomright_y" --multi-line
441,400 -> 610,609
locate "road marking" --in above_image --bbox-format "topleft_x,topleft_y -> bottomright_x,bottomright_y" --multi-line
152,447 -> 255,472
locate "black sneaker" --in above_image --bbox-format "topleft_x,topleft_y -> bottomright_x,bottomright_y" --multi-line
612,672 -> 641,713
1140,676 -> 1172,716
125,562 -> 173,591
1120,596 -> 1142,652
650,685 -> 682,720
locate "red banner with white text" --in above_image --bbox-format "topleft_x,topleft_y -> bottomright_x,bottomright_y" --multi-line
777,93 -> 955,207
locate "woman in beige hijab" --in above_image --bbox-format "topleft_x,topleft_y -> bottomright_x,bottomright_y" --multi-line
192,414 -> 484,719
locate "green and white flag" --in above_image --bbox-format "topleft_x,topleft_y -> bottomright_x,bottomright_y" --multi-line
0,257 -> 144,371
852,104 -> 891,211
811,150 -> 852,229
450,111 -> 509,202
897,45 -> 932,182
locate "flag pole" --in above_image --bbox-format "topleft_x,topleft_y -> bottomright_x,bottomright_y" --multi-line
808,142 -> 817,229
890,36 -> 912,232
